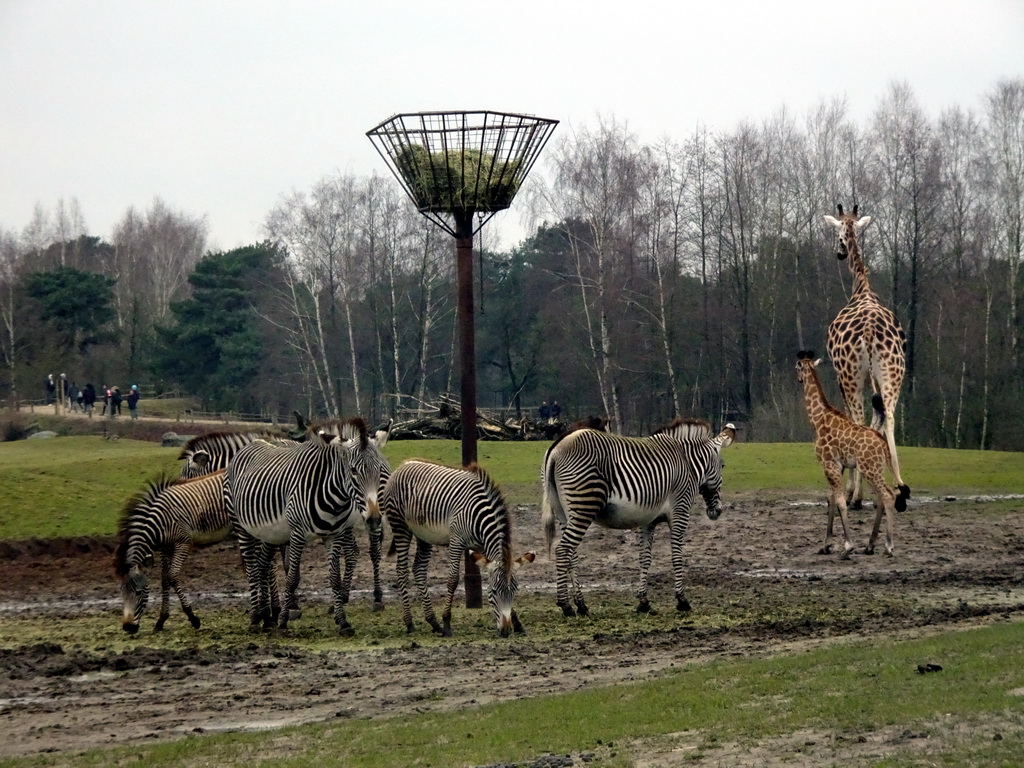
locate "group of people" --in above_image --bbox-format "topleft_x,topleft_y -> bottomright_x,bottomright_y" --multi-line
538,399 -> 563,424
44,374 -> 141,419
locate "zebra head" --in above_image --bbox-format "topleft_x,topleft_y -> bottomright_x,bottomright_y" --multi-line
473,551 -> 536,637
697,424 -> 737,521
180,450 -> 212,479
119,565 -> 150,634
315,418 -> 389,534
114,539 -> 153,634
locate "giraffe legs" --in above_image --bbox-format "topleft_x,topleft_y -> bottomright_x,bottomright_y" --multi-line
863,469 -> 897,557
819,466 -> 854,559
838,385 -> 867,510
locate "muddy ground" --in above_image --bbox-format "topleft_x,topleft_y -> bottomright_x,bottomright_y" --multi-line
1,493 -> 1023,765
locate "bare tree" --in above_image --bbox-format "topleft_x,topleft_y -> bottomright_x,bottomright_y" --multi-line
984,78 -> 1024,373
0,228 -> 22,400
543,116 -> 650,431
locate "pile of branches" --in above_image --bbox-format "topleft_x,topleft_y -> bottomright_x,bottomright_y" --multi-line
388,394 -> 564,442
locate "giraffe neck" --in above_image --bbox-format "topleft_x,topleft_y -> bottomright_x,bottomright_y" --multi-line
801,367 -> 833,431
846,236 -> 871,296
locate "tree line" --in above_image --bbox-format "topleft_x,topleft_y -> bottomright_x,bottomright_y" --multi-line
2,79 -> 1022,450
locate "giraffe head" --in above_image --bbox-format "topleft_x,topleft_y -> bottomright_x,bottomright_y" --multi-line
795,350 -> 821,383
823,203 -> 872,261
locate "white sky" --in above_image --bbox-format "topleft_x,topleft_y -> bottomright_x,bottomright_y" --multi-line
2,0 -> 1022,252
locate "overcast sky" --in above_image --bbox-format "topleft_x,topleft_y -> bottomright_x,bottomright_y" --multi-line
2,0 -> 1022,252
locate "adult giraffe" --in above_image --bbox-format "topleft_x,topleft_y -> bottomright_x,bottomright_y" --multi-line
823,204 -> 908,508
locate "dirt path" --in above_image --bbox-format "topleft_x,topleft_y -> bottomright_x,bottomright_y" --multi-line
1,495 -> 1023,762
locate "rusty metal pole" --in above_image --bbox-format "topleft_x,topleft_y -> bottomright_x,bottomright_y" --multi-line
454,210 -> 483,608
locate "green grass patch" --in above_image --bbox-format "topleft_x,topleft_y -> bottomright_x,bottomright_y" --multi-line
4,619 -> 1021,767
0,437 -> 180,540
2,437 -> 1022,541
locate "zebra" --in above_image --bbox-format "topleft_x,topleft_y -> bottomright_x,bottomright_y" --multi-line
178,420 -> 392,611
541,418 -> 736,617
178,430 -> 283,479
113,470 -> 274,633
310,417 -> 392,611
382,459 -> 535,638
223,431 -> 367,635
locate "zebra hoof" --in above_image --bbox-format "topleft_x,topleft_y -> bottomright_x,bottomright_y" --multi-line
861,547 -> 873,557
337,623 -> 355,637
636,599 -> 654,614
405,623 -> 416,634
442,627 -> 453,638
153,618 -> 166,632
675,597 -> 692,613
188,615 -> 201,629
428,620 -> 444,635
373,601 -> 385,613
575,601 -> 590,617
558,602 -> 576,618
122,622 -> 139,635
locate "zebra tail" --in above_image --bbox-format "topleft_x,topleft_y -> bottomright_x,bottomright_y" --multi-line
540,452 -> 559,557
386,537 -> 397,558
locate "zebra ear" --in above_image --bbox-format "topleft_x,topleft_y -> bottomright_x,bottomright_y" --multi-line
514,551 -> 537,569
717,423 -> 736,449
373,418 -> 394,449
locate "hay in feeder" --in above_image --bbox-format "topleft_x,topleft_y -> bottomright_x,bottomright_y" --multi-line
396,145 -> 522,211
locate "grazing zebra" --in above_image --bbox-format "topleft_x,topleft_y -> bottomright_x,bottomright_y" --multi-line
113,471 -> 268,633
541,419 -> 736,617
382,460 -> 535,637
224,432 -> 366,634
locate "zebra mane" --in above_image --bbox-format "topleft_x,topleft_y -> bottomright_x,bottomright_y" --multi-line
465,462 -> 513,571
310,417 -> 369,449
177,430 -> 276,460
652,418 -> 713,442
113,472 -> 185,576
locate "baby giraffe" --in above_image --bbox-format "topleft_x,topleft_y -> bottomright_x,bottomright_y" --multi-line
795,351 -> 910,558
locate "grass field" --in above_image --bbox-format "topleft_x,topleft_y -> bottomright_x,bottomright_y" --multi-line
1,620 -> 1021,767
1,436 -> 1022,540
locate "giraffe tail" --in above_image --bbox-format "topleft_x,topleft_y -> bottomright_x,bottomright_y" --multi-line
895,484 -> 911,512
871,394 -> 885,432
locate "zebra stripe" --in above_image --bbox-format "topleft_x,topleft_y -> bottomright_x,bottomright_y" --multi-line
224,435 -> 365,635
382,460 -> 534,637
113,471 -> 256,633
309,418 -> 392,609
179,420 -> 392,611
178,430 -> 281,479
541,419 -> 735,617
